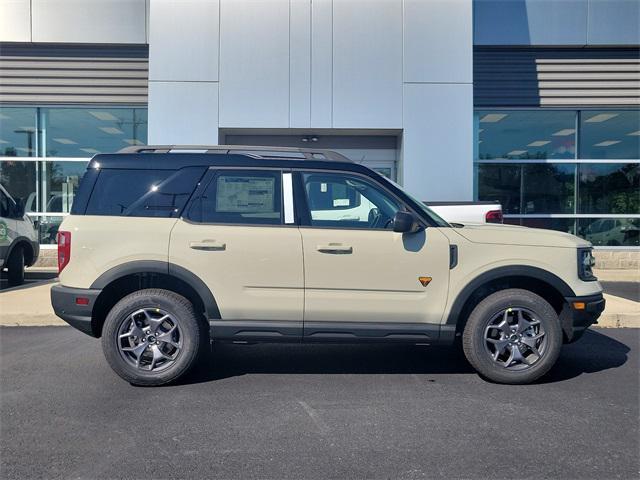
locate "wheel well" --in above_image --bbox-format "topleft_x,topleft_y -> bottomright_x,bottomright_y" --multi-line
91,272 -> 208,338
454,276 -> 566,335
6,240 -> 34,266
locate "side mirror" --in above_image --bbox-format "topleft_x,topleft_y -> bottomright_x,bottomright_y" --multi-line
393,211 -> 422,233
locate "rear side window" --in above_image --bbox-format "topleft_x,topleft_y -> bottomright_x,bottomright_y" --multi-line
189,170 -> 282,225
85,167 -> 205,217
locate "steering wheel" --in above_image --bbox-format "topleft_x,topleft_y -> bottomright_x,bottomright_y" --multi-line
368,207 -> 382,228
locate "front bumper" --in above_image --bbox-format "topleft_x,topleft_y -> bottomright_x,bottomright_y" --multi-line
50,284 -> 101,337
561,293 -> 606,343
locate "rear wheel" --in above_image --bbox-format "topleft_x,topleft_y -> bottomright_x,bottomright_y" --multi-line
101,289 -> 206,386
462,288 -> 562,384
7,245 -> 25,286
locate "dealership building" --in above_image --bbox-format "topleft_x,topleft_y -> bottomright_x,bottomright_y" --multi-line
0,0 -> 638,266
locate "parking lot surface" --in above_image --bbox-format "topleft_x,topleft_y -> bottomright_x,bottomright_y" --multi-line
1,327 -> 638,479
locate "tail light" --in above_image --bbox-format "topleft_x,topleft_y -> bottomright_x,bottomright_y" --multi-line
57,231 -> 71,273
485,209 -> 503,224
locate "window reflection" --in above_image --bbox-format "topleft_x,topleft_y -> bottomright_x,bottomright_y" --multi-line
477,164 -> 521,214
44,108 -> 147,156
0,160 -> 38,211
522,164 -> 575,214
579,110 -> 640,159
579,218 -> 639,247
477,110 -> 576,160
0,107 -> 38,157
578,163 -> 639,214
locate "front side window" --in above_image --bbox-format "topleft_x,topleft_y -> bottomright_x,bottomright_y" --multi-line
190,170 -> 282,225
301,172 -> 401,229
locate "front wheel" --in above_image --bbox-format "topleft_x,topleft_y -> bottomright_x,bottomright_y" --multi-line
101,289 -> 207,386
462,289 -> 562,384
7,246 -> 25,286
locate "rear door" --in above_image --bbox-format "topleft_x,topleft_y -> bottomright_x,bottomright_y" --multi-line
295,170 -> 451,341
169,168 -> 304,341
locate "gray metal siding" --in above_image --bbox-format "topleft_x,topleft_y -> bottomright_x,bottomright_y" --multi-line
474,47 -> 640,107
0,43 -> 148,105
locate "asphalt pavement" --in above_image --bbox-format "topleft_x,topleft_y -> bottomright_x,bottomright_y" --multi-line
1,326 -> 638,479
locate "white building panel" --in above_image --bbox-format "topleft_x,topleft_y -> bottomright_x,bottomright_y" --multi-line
403,0 -> 472,83
289,0 -> 311,128
148,81 -> 219,144
402,83 -> 473,201
310,0 -> 333,128
218,0 -> 290,128
0,0 -> 31,42
332,0 -> 403,128
31,0 -> 146,44
149,0 -> 219,82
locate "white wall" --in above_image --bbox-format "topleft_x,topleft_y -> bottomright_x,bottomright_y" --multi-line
0,0 -> 148,43
146,0 -> 474,200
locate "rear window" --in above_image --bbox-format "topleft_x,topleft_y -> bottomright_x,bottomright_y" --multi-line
85,167 -> 205,217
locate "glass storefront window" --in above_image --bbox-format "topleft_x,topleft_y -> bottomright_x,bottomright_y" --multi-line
477,110 -> 576,160
579,110 -> 640,159
505,217 -> 577,236
43,161 -> 88,213
44,107 -> 147,157
477,164 -> 521,214
0,160 -> 38,211
33,215 -> 65,245
578,163 -> 639,214
578,218 -> 640,247
522,163 -> 576,214
0,107 -> 38,157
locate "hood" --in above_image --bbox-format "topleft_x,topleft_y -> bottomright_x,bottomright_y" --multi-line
451,223 -> 591,249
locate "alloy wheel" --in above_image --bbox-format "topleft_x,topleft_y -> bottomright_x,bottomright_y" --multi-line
483,307 -> 547,370
117,308 -> 182,372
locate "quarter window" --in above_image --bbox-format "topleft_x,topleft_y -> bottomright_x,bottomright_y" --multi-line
191,170 -> 282,225
301,172 -> 401,229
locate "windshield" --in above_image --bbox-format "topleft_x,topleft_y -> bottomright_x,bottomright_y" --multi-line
377,174 -> 450,228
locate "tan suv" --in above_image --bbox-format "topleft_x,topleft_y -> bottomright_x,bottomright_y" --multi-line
51,146 -> 605,386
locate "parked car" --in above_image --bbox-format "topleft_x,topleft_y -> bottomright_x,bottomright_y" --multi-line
426,201 -> 503,224
51,145 -> 604,386
0,184 -> 39,286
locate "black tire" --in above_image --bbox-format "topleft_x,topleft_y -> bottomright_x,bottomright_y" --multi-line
7,245 -> 25,287
101,289 -> 207,386
462,288 -> 562,385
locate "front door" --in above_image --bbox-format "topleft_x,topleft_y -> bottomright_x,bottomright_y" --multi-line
296,170 -> 451,339
169,169 -> 304,340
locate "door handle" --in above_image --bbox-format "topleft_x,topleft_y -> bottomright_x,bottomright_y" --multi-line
189,240 -> 226,251
316,243 -> 353,254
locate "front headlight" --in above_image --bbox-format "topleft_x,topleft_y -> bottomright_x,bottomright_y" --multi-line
578,248 -> 597,281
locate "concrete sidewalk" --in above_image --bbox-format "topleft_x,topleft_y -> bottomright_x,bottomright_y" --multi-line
1,273 -> 637,328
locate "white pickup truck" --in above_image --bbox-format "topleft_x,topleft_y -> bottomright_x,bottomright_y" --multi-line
427,201 -> 503,225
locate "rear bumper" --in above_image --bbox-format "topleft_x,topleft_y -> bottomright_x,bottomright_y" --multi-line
50,284 -> 101,337
561,293 -> 605,343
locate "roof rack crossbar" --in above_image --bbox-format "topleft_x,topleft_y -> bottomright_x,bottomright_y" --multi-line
117,145 -> 351,162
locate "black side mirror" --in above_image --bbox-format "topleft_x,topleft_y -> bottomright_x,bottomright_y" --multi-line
393,211 -> 422,233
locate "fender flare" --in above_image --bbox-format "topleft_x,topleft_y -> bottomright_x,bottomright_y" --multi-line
90,260 -> 221,319
3,236 -> 35,267
445,265 -> 576,325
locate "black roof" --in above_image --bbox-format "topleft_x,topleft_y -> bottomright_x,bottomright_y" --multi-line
89,145 -> 370,175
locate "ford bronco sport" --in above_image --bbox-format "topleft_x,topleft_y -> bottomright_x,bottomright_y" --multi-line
51,146 -> 605,386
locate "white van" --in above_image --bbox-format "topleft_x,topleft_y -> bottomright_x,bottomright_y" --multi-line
0,184 -> 39,286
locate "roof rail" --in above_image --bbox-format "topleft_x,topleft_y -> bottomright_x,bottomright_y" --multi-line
117,145 -> 352,162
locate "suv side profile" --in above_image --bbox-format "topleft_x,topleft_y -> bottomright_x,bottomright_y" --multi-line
51,146 -> 605,386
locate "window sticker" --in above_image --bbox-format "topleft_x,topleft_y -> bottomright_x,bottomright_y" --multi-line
216,176 -> 275,213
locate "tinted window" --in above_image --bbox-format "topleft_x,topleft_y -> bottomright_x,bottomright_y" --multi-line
0,190 -> 10,217
302,172 -> 401,229
190,170 -> 282,225
85,167 -> 204,217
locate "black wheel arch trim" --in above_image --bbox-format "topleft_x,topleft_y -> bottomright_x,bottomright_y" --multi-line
90,260 -> 221,319
445,265 -> 576,325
